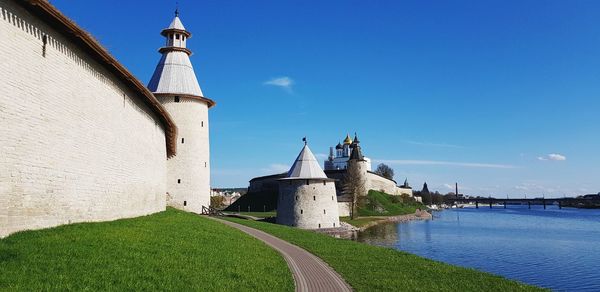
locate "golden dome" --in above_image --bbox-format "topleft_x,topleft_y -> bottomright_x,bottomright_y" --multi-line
343,134 -> 352,145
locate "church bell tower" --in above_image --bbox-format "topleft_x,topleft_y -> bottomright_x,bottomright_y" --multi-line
148,10 -> 216,213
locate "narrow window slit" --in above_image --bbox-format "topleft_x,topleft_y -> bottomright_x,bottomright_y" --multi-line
42,34 -> 47,57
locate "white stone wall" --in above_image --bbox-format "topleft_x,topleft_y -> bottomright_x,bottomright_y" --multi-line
158,96 -> 210,213
366,173 -> 413,197
0,0 -> 167,238
396,187 -> 414,197
367,173 -> 398,195
277,180 -> 340,229
337,202 -> 350,217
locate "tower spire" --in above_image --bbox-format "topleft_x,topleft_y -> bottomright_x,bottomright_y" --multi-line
175,1 -> 179,16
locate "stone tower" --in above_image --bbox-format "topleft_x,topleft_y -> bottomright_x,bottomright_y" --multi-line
348,142 -> 369,191
277,140 -> 340,229
148,10 -> 216,213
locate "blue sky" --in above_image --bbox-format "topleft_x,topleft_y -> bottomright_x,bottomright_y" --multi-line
51,0 -> 600,197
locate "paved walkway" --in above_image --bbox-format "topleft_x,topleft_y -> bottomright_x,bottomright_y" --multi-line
211,217 -> 352,292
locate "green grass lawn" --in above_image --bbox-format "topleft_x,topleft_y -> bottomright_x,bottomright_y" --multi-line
358,190 -> 425,217
225,218 -> 544,292
0,208 -> 294,291
339,216 -> 382,228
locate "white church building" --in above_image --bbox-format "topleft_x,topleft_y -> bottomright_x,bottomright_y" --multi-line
324,133 -> 372,171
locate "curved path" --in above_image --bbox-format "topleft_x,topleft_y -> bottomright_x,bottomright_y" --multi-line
211,217 -> 352,292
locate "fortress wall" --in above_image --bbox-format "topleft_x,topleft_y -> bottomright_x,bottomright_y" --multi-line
248,174 -> 283,193
277,180 -> 340,229
0,0 -> 167,238
396,187 -> 413,197
158,96 -> 210,213
366,172 -> 413,196
366,172 -> 397,194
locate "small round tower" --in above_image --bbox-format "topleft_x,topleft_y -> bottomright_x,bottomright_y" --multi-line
277,140 -> 340,229
348,142 -> 369,194
148,11 -> 215,213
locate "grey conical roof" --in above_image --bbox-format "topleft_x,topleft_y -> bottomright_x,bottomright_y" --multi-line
148,15 -> 204,97
349,144 -> 365,161
168,16 -> 186,30
283,144 -> 328,180
148,52 -> 203,96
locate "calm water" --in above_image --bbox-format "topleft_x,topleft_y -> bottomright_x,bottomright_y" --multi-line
356,206 -> 600,291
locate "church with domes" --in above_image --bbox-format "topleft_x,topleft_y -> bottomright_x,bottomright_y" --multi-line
325,133 -> 372,171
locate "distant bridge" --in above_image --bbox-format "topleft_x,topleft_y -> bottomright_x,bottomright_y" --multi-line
448,198 -> 600,209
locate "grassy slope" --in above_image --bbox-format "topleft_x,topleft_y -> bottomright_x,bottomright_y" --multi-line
358,190 -> 425,217
0,208 -> 294,291
339,216 -> 382,227
225,218 -> 544,292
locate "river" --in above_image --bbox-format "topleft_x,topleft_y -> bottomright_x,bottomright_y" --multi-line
355,205 -> 600,291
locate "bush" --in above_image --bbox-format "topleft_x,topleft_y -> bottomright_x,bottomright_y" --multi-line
210,196 -> 225,209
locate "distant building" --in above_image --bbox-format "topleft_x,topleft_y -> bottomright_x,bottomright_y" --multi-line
210,189 -> 242,206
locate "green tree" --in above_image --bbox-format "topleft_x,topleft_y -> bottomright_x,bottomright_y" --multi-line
210,196 -> 225,209
342,160 -> 367,219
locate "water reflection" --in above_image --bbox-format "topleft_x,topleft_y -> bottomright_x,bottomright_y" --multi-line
354,206 -> 600,291
357,222 -> 398,246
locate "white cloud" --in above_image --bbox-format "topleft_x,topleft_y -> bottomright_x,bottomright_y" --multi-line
405,141 -> 465,149
513,182 -> 559,194
261,163 -> 290,174
548,153 -> 566,161
264,76 -> 293,91
314,153 -> 328,159
374,159 -> 517,169
537,153 -> 566,161
443,183 -> 454,190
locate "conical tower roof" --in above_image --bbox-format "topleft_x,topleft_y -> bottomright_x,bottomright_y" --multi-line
349,144 -> 365,161
282,143 -> 330,180
168,15 -> 185,30
148,52 -> 203,96
148,12 -> 214,104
